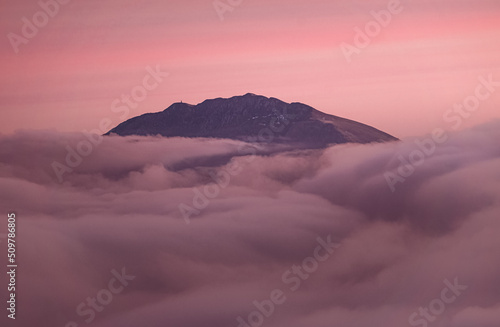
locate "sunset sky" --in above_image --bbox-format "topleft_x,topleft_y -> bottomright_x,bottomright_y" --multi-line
2,2 -> 500,326
1,0 -> 499,138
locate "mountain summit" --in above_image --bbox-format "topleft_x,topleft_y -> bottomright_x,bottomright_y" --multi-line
105,93 -> 397,147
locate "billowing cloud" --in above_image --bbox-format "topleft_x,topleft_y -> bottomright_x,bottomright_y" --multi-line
0,121 -> 499,327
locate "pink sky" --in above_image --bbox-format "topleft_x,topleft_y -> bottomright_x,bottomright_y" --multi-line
1,0 -> 499,138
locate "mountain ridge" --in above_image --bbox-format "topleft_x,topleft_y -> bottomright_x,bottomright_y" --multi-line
105,93 -> 398,148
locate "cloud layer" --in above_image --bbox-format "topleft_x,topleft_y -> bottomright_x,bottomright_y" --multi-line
0,121 -> 500,327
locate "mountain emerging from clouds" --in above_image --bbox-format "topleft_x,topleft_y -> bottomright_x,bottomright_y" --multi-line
106,93 -> 397,147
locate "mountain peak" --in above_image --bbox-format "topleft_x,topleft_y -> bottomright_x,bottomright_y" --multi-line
106,95 -> 397,147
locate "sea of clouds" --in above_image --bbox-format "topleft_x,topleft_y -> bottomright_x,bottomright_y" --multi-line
0,120 -> 499,327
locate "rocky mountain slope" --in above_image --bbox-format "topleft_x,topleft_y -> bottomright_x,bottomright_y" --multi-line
105,93 -> 397,147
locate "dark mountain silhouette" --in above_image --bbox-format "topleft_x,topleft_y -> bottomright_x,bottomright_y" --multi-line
105,93 -> 397,147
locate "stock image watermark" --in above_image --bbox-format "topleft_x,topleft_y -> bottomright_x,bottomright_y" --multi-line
236,234 -> 340,327
63,267 -> 136,327
51,65 -> 169,183
178,148 -> 248,224
442,74 -> 500,130
408,277 -> 467,327
340,0 -> 403,63
6,213 -> 17,320
178,105 -> 294,224
7,0 -> 72,54
213,0 -> 244,21
385,73 -> 500,192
